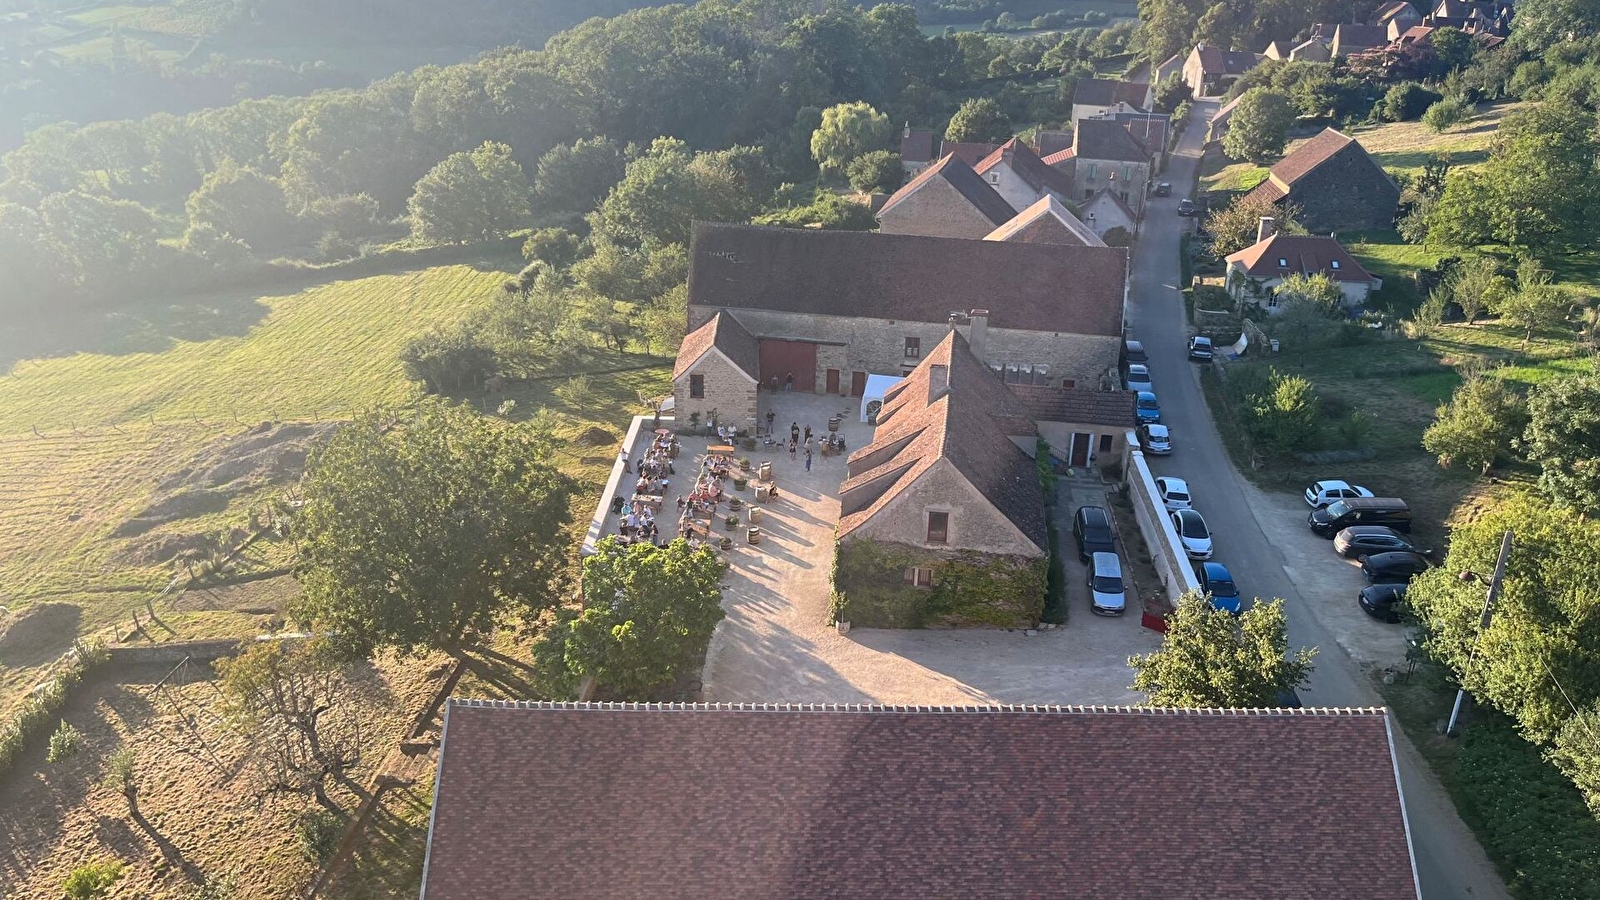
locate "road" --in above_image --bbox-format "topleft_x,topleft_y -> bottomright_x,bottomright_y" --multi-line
1129,101 -> 1509,900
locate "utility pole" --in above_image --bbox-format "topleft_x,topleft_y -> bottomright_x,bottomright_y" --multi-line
1446,529 -> 1514,737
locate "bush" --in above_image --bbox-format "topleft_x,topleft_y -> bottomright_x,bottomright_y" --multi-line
399,323 -> 497,393
1382,82 -> 1444,122
45,719 -> 80,762
845,150 -> 904,194
296,808 -> 345,863
0,641 -> 105,776
62,859 -> 123,900
1422,96 -> 1472,132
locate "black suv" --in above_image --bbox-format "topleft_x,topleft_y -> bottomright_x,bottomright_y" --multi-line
1073,506 -> 1116,562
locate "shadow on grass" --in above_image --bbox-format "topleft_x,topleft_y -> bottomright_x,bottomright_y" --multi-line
0,291 -> 272,373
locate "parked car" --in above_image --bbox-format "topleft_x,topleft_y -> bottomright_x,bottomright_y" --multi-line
1360,551 -> 1432,583
1136,391 -> 1161,424
1177,198 -> 1198,216
1073,505 -> 1117,562
1153,182 -> 1172,197
1088,551 -> 1126,616
1304,479 -> 1375,509
1171,508 -> 1213,560
1137,423 -> 1172,455
1156,476 -> 1191,509
1359,584 -> 1408,624
1123,339 -> 1148,366
1308,498 -> 1412,537
1187,335 -> 1214,361
1125,363 -> 1153,393
1196,561 -> 1241,614
1334,526 -> 1431,559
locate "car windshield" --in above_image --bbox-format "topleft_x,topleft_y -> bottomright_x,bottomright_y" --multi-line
1138,396 -> 1158,409
1148,432 -> 1169,444
1193,337 -> 1211,347
1093,576 -> 1124,594
1179,515 -> 1207,538
1325,500 -> 1352,517
1085,526 -> 1112,542
1208,578 -> 1238,596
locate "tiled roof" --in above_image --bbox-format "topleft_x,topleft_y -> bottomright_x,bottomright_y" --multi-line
421,702 -> 1422,900
1396,24 -> 1436,43
1210,93 -> 1246,128
1333,23 -> 1388,49
1374,0 -> 1418,23
1119,114 -> 1170,152
900,127 -> 936,163
1073,119 -> 1150,163
974,138 -> 1077,200
877,152 -> 1016,227
1264,128 -> 1358,187
1264,40 -> 1291,59
672,310 -> 759,380
1041,147 -> 1076,169
840,331 -> 1044,548
1225,233 -> 1375,282
1008,384 -> 1138,426
1193,43 -> 1260,75
984,196 -> 1105,247
940,140 -> 1001,167
1290,37 -> 1332,60
1033,129 -> 1073,157
688,223 -> 1128,338
1072,78 -> 1149,110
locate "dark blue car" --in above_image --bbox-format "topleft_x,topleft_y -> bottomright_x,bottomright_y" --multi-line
1136,391 -> 1161,424
1196,561 -> 1241,614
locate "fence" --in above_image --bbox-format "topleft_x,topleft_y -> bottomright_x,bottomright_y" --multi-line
1122,438 -> 1200,607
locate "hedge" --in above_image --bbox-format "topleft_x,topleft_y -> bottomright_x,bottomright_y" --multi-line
0,641 -> 108,777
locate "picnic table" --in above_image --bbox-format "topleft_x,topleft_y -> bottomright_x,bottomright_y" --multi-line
634,494 -> 664,510
708,444 -> 737,455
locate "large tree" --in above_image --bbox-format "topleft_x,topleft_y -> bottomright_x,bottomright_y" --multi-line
846,150 -> 904,193
185,161 -> 300,253
1422,374 -> 1526,473
810,101 -> 892,175
1208,193 -> 1303,257
408,141 -> 533,243
591,138 -> 768,247
1222,89 -> 1296,163
533,537 -> 726,699
533,136 -> 627,217
1522,375 -> 1600,515
1130,594 -> 1316,707
1493,257 -> 1571,351
293,400 -> 574,656
1509,0 -> 1600,50
944,96 -> 1012,143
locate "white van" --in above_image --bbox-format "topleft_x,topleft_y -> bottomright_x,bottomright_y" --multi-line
1088,552 -> 1126,616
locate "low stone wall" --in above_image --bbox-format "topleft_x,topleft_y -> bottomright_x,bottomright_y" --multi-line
1122,440 -> 1200,607
105,633 -> 311,667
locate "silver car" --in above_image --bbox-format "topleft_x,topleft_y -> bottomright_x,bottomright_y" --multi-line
1138,423 -> 1171,455
1088,552 -> 1126,616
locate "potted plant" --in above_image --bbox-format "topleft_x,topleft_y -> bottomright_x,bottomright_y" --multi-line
729,497 -> 744,510
725,513 -> 739,531
733,475 -> 748,491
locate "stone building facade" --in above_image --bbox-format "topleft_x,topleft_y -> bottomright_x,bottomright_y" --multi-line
875,153 -> 1015,240
671,311 -> 759,432
1243,128 -> 1399,233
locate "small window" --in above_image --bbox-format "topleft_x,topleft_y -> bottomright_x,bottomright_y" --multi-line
1268,293 -> 1281,309
1122,165 -> 1132,182
1330,259 -> 1341,269
1277,257 -> 1289,267
904,566 -> 934,588
689,374 -> 705,399
1062,378 -> 1076,389
927,511 -> 949,544
987,173 -> 999,184
1087,163 -> 1098,180
1099,434 -> 1113,452
904,336 -> 920,359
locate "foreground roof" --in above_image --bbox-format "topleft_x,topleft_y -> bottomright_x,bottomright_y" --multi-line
1225,233 -> 1375,282
1009,384 -> 1138,426
984,195 -> 1104,246
673,310 -> 759,380
878,152 -> 1015,227
688,223 -> 1127,337
1074,118 -> 1150,163
421,702 -> 1421,900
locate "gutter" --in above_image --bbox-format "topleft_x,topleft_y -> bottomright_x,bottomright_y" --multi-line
417,699 -> 454,900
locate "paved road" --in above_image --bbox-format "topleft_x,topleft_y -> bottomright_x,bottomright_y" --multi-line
1130,101 -> 1509,900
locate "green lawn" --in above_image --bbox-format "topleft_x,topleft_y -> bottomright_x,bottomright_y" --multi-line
1342,229 -> 1446,314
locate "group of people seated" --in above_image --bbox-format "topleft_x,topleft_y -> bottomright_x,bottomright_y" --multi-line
618,506 -> 659,545
617,433 -> 682,547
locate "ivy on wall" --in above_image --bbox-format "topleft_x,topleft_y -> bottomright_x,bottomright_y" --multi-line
833,538 -> 1046,628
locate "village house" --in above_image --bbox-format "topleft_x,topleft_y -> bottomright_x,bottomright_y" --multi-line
876,153 -> 1016,239
1242,128 -> 1400,233
1080,189 -> 1139,244
1115,112 -> 1171,168
1289,36 -> 1333,61
1332,23 -> 1389,56
1181,42 -> 1261,97
1225,222 -> 1382,310
677,223 -> 1129,415
899,124 -> 938,177
973,138 -> 1077,210
1033,129 -> 1073,158
1070,78 -> 1150,124
1373,0 -> 1425,31
1063,119 -> 1151,209
419,701 -> 1425,900
670,311 -> 761,435
983,195 -> 1104,247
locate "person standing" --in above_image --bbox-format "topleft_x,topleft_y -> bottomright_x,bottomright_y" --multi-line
790,422 -> 800,444
803,424 -> 812,442
766,410 -> 775,433
784,372 -> 794,392
789,438 -> 797,460
804,447 -> 813,472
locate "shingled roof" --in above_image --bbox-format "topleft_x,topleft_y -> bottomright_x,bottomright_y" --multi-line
688,223 -> 1127,338
1072,77 -> 1149,110
1192,43 -> 1260,75
420,702 -> 1423,900
1247,128 -> 1374,202
840,331 -> 1043,548
984,196 -> 1105,246
940,140 -> 1001,167
899,126 -> 936,164
1225,233 -> 1375,282
1008,384 -> 1138,426
974,138 -> 1077,200
877,152 -> 1016,227
672,310 -> 759,380
1119,114 -> 1170,153
1073,118 -> 1150,163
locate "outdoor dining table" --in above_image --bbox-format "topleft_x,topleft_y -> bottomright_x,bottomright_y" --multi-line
635,494 -> 664,510
708,444 -> 737,455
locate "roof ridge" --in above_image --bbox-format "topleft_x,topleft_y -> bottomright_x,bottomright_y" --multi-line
447,699 -> 1392,715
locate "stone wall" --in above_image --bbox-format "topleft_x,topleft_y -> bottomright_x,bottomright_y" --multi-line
1074,156 -> 1150,212
876,178 -> 1006,240
847,458 -> 1045,558
671,351 -> 758,433
688,307 -> 1122,394
1036,421 -> 1127,473
1288,145 -> 1400,233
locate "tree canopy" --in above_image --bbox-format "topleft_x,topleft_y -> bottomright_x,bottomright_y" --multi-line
810,101 -> 892,175
1422,373 -> 1526,474
1222,88 -> 1295,163
945,96 -> 1012,143
408,141 -> 533,243
1523,375 -> 1600,515
1130,594 -> 1315,707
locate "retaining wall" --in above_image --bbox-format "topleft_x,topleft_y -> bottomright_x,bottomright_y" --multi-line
1122,438 -> 1200,606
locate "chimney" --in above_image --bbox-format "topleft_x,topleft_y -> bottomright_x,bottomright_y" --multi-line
903,121 -> 911,139
1256,216 -> 1276,243
968,309 -> 990,361
928,365 -> 949,405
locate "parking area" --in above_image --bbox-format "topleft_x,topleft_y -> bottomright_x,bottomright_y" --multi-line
699,392 -> 1161,706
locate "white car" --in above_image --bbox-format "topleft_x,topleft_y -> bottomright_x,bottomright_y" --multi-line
1170,508 -> 1213,560
1304,479 -> 1375,508
1088,551 -> 1126,616
1138,423 -> 1171,455
1125,364 -> 1153,393
1156,476 -> 1192,510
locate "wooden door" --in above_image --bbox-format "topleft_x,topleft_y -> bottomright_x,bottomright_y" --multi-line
825,369 -> 841,395
850,371 -> 867,398
758,339 -> 818,392
1069,432 -> 1092,467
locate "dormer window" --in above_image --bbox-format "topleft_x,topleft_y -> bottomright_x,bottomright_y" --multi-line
987,173 -> 999,184
1277,257 -> 1289,267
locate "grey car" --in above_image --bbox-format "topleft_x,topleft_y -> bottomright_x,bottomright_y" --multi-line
1334,526 -> 1431,559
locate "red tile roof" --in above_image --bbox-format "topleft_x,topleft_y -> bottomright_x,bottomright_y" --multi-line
672,310 -> 759,380
878,152 -> 1016,227
421,702 -> 1422,900
1225,233 -> 1375,282
974,138 -> 1077,200
1041,147 -> 1076,169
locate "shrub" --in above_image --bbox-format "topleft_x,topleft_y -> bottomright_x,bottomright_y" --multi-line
62,859 -> 123,900
46,719 -> 81,762
296,808 -> 345,863
553,373 -> 590,406
1422,375 -> 1525,473
1422,96 -> 1472,132
1382,82 -> 1443,122
104,747 -> 137,799
845,150 -> 904,194
399,323 -> 497,393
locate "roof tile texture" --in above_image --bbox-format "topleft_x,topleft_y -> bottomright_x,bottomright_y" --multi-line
974,138 -> 1077,199
673,310 -> 760,379
1073,119 -> 1151,163
878,152 -> 1016,227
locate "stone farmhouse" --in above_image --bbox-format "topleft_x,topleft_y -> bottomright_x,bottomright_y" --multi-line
876,153 -> 1017,239
674,223 -> 1129,426
1070,77 -> 1149,124
1332,22 -> 1389,56
972,138 -> 1077,211
1225,222 -> 1381,310
419,702 -> 1425,900
1242,128 -> 1400,233
1181,42 -> 1261,97
897,125 -> 1003,178
1055,119 -> 1152,210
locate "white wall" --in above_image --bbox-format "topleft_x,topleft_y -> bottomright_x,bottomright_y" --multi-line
1123,441 -> 1200,604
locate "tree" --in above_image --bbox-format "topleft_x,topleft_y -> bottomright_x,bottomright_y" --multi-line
1129,594 -> 1315,707
1522,375 -> 1600,515
753,189 -> 879,230
521,227 -> 581,270
1422,96 -> 1472,132
532,538 -> 726,699
1449,255 -> 1510,324
1207,193 -> 1304,257
944,96 -> 1011,143
1407,494 -> 1600,745
1422,374 -> 1525,473
641,283 -> 690,355
293,400 -> 573,656
185,162 -> 299,253
1429,27 -> 1476,73
1494,257 -> 1570,351
38,191 -> 165,299
810,102 -> 892,175
408,141 -> 532,243
591,138 -> 768,247
1243,367 -> 1323,452
533,136 -> 627,217
1382,82 -> 1443,121
216,639 -> 360,810
1265,276 -> 1343,365
1152,74 -> 1190,113
846,150 -> 904,193
1509,0 -> 1600,50
1406,286 -> 1449,341
103,747 -> 138,817
1222,89 -> 1295,163
399,324 -> 497,393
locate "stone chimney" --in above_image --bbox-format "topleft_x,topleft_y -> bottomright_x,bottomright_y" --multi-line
928,365 -> 949,404
968,309 -> 990,361
1256,217 -> 1276,243
903,121 -> 911,139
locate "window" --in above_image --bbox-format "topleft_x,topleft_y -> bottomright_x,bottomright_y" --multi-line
1267,292 -> 1281,309
987,173 -> 999,184
1122,165 -> 1132,182
926,511 -> 949,544
1330,259 -> 1341,269
1084,189 -> 1093,199
1062,378 -> 1076,389
1099,434 -> 1113,452
1277,257 -> 1289,267
904,336 -> 920,359
1086,163 -> 1098,180
904,566 -> 934,588
689,374 -> 705,399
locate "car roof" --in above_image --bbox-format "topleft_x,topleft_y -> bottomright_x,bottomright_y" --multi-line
1137,390 -> 1157,401
1314,479 -> 1352,491
1125,339 -> 1144,350
1091,551 -> 1121,573
1173,508 -> 1202,521
1145,423 -> 1169,436
1200,561 -> 1231,578
1366,551 -> 1425,564
1128,364 -> 1149,375
1192,335 -> 1212,344
1078,505 -> 1109,525
1343,525 -> 1401,537
1159,476 -> 1189,490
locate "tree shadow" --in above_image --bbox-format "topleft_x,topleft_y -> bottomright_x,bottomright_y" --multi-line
0,290 -> 273,372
